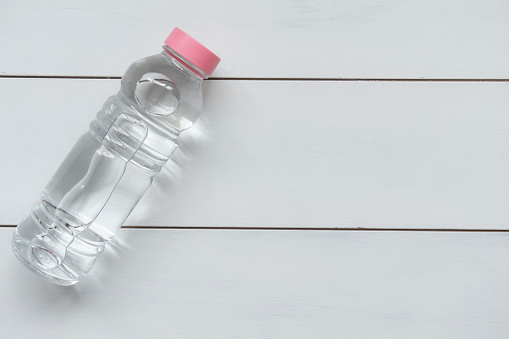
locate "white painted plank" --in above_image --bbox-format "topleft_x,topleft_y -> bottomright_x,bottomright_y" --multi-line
1,79 -> 509,229
0,0 -> 508,78
1,228 -> 509,338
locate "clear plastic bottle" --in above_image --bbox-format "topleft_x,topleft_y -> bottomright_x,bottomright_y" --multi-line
11,27 -> 220,285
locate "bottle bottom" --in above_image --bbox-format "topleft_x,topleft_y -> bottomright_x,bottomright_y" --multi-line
11,207 -> 102,286
12,241 -> 79,286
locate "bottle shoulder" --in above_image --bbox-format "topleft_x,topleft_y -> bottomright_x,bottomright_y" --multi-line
120,53 -> 203,132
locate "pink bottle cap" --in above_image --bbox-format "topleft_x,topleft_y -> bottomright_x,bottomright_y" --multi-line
164,27 -> 221,77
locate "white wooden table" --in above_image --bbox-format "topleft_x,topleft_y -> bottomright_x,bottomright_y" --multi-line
1,1 -> 509,337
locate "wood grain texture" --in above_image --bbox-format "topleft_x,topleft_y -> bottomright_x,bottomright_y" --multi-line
0,0 -> 508,78
1,228 -> 509,338
1,78 -> 508,229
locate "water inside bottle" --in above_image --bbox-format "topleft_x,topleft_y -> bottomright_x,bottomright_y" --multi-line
12,49 -> 205,285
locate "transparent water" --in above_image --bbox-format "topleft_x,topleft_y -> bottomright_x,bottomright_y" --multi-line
12,47 -> 205,285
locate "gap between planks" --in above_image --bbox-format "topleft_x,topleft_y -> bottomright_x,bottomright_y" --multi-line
1,75 -> 509,82
0,225 -> 508,232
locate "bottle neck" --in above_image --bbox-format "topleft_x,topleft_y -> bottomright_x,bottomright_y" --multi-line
161,46 -> 208,80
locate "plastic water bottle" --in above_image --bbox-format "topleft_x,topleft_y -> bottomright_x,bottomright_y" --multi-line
11,27 -> 221,285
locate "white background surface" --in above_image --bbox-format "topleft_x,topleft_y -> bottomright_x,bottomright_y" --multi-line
1,0 -> 508,78
1,0 -> 508,338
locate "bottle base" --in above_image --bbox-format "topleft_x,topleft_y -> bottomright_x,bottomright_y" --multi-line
12,239 -> 79,286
